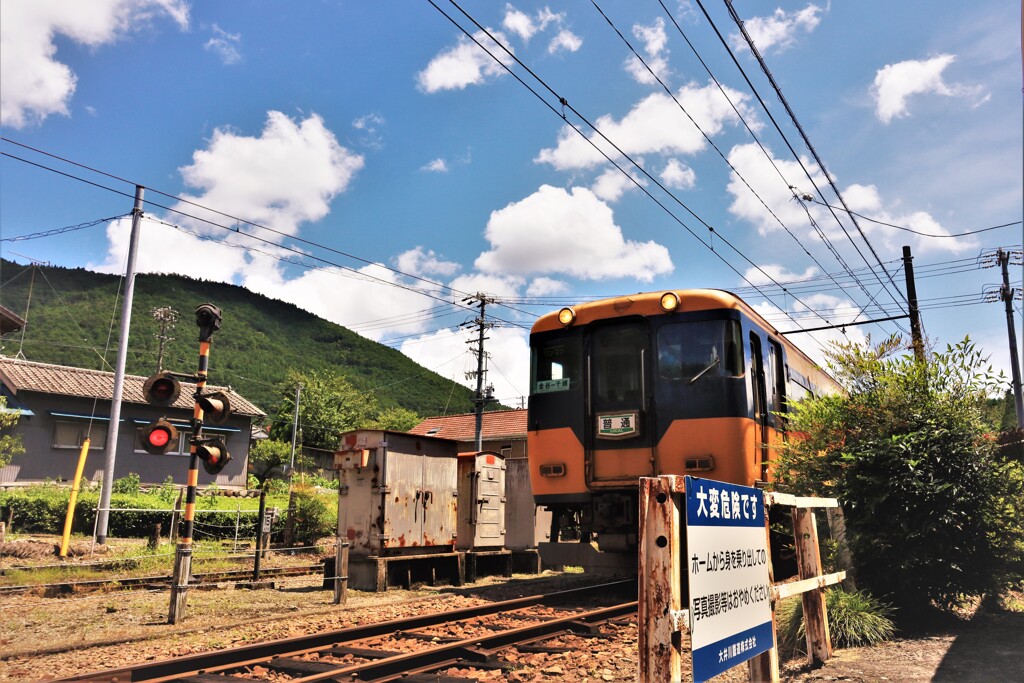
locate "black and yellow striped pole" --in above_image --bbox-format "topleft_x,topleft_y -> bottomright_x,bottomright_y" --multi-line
168,304 -> 222,624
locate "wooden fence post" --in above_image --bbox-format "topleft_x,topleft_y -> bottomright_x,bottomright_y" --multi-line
792,508 -> 832,666
638,475 -> 685,683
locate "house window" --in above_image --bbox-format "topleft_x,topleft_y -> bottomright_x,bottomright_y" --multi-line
53,420 -> 108,450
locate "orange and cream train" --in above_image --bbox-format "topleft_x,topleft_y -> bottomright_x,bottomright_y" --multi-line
527,289 -> 841,570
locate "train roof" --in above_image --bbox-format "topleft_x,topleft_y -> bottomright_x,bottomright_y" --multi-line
531,289 -> 842,394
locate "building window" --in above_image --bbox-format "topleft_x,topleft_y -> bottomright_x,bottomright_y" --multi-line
53,420 -> 107,450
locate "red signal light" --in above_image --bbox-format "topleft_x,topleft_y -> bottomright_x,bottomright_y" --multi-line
138,419 -> 179,455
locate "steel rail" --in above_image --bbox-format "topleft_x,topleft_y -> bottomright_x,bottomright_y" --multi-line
61,579 -> 635,682
0,563 -> 322,595
289,601 -> 638,682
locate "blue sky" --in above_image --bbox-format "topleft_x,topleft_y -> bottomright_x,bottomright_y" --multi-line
1,0 -> 1021,407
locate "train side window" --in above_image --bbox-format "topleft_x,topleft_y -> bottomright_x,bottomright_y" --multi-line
657,319 -> 744,381
532,339 -> 581,393
768,339 -> 786,419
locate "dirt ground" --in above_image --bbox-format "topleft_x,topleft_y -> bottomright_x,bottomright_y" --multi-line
1,538 -> 1021,682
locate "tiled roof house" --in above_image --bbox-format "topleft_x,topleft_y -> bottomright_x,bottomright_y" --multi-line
0,357 -> 264,487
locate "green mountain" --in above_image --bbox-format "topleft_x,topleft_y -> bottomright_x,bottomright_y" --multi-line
0,259 -> 476,418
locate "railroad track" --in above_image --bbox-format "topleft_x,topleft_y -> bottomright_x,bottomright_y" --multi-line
62,579 -> 638,682
0,563 -> 323,596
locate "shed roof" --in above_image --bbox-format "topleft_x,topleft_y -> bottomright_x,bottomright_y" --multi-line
0,357 -> 265,418
409,409 -> 526,442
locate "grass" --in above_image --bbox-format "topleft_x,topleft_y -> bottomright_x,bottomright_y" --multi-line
777,587 -> 896,657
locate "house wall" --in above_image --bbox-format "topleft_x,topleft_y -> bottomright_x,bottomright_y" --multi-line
0,390 -> 251,487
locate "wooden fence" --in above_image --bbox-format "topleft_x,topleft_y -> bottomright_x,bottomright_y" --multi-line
638,475 -> 846,682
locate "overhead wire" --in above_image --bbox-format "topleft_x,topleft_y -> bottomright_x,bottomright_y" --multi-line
431,0 -> 848,353
591,0 -> 896,329
654,0 -> 898,327
711,0 -> 910,310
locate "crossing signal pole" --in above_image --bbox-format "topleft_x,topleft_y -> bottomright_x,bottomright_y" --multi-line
461,293 -> 497,451
165,303 -> 232,624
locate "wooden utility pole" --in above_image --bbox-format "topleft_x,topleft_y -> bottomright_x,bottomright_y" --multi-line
997,249 -> 1024,427
902,246 -> 925,363
462,293 -> 496,451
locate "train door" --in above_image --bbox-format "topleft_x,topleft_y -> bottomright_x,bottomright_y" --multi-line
765,339 -> 787,479
749,332 -> 769,482
586,320 -> 654,484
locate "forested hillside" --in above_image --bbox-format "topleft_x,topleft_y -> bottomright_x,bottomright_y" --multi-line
0,259 -> 476,417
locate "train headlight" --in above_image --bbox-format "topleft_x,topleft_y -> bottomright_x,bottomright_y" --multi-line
660,292 -> 680,312
539,463 -> 566,477
557,307 -> 576,326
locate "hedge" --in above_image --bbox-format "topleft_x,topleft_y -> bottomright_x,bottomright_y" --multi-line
0,485 -> 336,542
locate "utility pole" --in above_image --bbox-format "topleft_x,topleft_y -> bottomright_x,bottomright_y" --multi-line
902,246 -> 925,363
152,306 -> 179,372
984,248 -> 1024,428
96,185 -> 145,544
461,293 -> 496,451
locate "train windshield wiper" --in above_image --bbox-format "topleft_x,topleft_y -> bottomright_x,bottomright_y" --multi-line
687,349 -> 720,385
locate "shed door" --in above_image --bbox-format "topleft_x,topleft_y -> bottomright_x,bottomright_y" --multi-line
474,455 -> 506,545
381,450 -> 423,550
421,453 -> 458,548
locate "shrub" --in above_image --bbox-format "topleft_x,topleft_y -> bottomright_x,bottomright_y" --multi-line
287,484 -> 334,546
111,473 -> 141,495
777,587 -> 895,657
779,336 -> 1024,612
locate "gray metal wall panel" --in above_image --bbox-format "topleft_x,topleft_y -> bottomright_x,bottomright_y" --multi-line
504,456 -> 551,550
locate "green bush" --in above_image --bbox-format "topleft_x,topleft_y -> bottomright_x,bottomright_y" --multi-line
112,472 -> 141,495
779,337 -> 1024,612
287,485 -> 334,546
777,587 -> 895,656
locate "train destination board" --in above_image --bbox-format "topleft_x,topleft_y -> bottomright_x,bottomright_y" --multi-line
685,476 -> 773,682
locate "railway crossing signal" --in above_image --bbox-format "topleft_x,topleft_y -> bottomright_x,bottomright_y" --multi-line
198,390 -> 232,425
143,370 -> 180,406
195,435 -> 231,475
138,418 -> 179,455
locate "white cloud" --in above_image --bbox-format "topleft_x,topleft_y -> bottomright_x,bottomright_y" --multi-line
204,24 -> 241,65
175,111 -> 364,237
502,5 -> 536,42
625,17 -> 671,85
873,54 -> 987,124
661,158 -> 696,190
536,82 -> 752,171
396,247 -> 460,278
527,277 -> 568,296
0,0 -> 188,128
448,273 -> 525,299
352,113 -> 385,149
417,29 -> 514,93
422,158 -> 448,173
725,143 -> 977,256
742,264 -> 819,287
90,111 -> 376,326
730,4 -> 822,54
549,29 -> 582,55
591,167 -> 643,202
399,326 -> 531,407
475,185 -> 673,282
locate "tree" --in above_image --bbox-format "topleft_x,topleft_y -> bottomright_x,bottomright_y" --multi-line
247,438 -> 295,484
269,370 -> 380,451
0,396 -> 25,468
368,406 -> 422,432
778,336 -> 1024,614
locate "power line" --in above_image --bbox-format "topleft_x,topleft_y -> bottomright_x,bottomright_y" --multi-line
716,0 -> 909,309
430,0 -> 854,353
803,199 -> 1022,238
0,214 -> 130,243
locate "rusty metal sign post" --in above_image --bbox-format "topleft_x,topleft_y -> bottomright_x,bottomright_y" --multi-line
638,476 -> 847,683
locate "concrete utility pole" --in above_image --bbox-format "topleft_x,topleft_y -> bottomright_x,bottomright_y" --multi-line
152,306 -> 179,373
96,185 -> 145,544
461,293 -> 496,451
